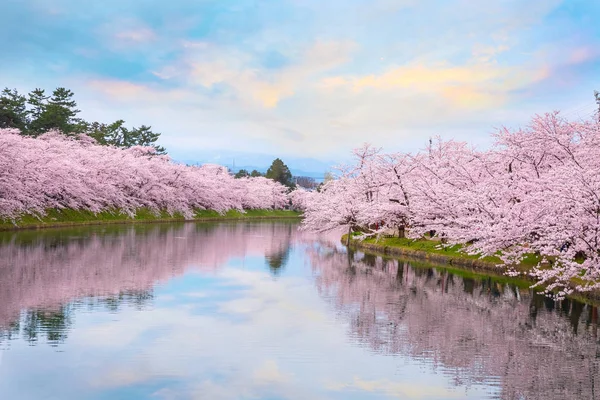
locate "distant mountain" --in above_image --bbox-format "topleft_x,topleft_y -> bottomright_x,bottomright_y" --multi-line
176,149 -> 340,181
227,165 -> 327,180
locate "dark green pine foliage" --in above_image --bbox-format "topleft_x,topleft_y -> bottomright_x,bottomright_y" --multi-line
132,125 -> 166,154
28,87 -> 85,136
25,88 -> 48,135
86,120 -> 127,146
0,88 -> 28,131
234,169 -> 250,178
0,85 -> 168,154
265,158 -> 294,188
87,121 -> 165,154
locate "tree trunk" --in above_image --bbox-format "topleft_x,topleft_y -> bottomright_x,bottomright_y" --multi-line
346,225 -> 351,247
398,225 -> 406,238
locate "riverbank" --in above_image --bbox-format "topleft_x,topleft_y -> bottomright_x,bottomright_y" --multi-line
344,235 -> 600,303
0,208 -> 302,231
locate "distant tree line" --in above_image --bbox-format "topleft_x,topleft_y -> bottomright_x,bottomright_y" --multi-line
234,169 -> 265,179
233,158 -> 322,191
0,86 -> 165,153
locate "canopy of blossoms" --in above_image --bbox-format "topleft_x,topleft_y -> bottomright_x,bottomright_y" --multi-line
0,129 -> 289,220
293,112 -> 600,297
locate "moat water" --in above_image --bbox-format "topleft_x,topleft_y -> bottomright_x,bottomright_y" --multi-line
0,221 -> 598,400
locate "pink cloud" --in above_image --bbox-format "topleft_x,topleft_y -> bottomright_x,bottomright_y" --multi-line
114,28 -> 156,43
567,47 -> 597,65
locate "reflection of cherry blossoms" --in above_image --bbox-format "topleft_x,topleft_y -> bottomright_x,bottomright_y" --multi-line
309,245 -> 600,400
0,222 -> 300,344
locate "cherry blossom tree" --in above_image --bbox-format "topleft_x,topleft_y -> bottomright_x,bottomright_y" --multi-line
300,112 -> 600,296
491,113 -> 600,296
0,129 -> 290,222
300,144 -> 398,243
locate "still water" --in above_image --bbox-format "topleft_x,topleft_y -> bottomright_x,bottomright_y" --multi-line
0,221 -> 598,400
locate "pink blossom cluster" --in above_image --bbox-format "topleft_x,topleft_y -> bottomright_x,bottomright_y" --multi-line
295,112 -> 600,296
0,129 -> 289,220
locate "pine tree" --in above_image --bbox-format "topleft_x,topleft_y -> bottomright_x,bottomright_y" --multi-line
26,88 -> 49,136
0,88 -> 28,131
131,125 -> 166,154
28,87 -> 82,136
266,158 -> 294,188
234,169 -> 250,178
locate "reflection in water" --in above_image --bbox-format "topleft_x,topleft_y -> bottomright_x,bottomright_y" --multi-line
264,223 -> 294,275
309,246 -> 600,400
0,223 -> 598,400
0,222 -> 296,346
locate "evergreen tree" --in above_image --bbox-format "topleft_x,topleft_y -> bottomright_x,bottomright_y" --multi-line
234,169 -> 250,178
26,88 -> 49,135
0,88 -> 28,130
28,87 -> 82,136
131,125 -> 166,154
86,121 -> 165,154
266,158 -> 294,188
2,85 -> 167,153
86,120 -> 127,146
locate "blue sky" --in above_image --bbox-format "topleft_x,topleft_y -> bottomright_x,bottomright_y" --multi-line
1,0 -> 599,164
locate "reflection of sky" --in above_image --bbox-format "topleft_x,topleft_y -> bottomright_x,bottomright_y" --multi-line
0,245 -> 496,400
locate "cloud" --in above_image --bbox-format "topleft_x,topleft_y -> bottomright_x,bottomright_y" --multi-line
319,60 -> 550,109
114,27 -> 156,43
98,17 -> 159,49
471,44 -> 510,64
154,39 -> 357,108
3,0 -> 599,161
566,46 -> 599,66
86,79 -> 190,103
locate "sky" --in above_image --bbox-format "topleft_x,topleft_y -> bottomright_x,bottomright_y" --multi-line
1,0 -> 599,166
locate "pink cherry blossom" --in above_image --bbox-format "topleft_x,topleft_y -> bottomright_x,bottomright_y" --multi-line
300,112 -> 600,296
0,129 -> 290,221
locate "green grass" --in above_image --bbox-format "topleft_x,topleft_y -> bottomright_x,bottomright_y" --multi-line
345,235 -> 545,281
349,235 -> 541,269
345,235 -> 600,303
193,209 -> 302,219
360,236 -> 501,263
346,237 -> 541,290
0,208 -> 302,231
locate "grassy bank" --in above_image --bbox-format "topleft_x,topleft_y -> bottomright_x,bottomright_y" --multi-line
347,236 -> 530,282
0,208 -> 302,231
345,235 -> 539,269
344,235 -> 600,303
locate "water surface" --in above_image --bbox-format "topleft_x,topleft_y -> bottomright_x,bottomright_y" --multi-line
0,221 -> 598,400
